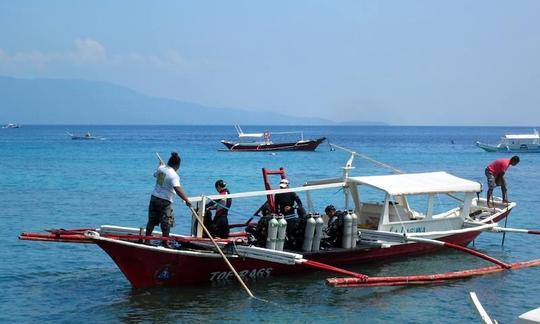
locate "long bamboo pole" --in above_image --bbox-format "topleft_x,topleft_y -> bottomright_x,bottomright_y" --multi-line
188,206 -> 254,298
155,152 -> 253,297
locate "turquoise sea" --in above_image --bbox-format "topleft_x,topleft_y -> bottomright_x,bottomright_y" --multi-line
1,125 -> 540,323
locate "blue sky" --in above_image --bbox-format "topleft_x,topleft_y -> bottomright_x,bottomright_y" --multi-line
1,1 -> 539,125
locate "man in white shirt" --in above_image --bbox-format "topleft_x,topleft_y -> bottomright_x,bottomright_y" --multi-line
146,152 -> 191,241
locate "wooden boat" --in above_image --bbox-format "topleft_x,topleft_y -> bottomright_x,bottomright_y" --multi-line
220,125 -> 326,151
476,129 -> 540,152
66,131 -> 98,140
19,154 -> 517,289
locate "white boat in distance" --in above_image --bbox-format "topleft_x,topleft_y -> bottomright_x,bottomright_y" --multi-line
2,123 -> 20,128
476,129 -> 540,153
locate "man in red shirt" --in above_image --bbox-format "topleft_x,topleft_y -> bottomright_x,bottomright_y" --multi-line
485,156 -> 520,207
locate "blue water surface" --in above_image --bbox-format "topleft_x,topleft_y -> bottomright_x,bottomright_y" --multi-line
1,125 -> 539,323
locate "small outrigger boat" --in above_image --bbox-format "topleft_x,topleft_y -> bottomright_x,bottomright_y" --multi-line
66,131 -> 98,140
476,129 -> 540,153
21,150 -> 540,290
220,125 -> 326,151
2,123 -> 20,128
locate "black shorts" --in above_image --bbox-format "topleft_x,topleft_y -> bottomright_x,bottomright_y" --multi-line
148,195 -> 174,229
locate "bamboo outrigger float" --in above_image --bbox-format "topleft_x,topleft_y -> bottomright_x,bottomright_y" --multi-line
18,149 -> 540,291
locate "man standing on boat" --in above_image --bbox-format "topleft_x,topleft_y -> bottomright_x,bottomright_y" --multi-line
146,152 -> 191,242
485,156 -> 520,207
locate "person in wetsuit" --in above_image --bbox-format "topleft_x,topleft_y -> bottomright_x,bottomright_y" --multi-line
274,179 -> 304,218
204,179 -> 231,238
323,205 -> 343,247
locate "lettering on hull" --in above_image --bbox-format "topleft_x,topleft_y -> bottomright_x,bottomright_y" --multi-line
388,226 -> 426,233
209,268 -> 273,281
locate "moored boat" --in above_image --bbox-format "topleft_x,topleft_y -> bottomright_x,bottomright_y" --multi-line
20,155 -> 516,289
66,131 -> 98,140
2,123 -> 20,128
220,125 -> 326,151
476,129 -> 540,152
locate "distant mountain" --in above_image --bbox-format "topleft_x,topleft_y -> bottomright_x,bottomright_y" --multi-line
0,76 -> 386,125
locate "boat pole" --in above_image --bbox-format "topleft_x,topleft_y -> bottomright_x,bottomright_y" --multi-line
188,206 -> 254,298
155,152 -> 253,297
501,213 -> 509,246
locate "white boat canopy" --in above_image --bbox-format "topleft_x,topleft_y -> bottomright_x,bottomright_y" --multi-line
503,129 -> 539,140
347,172 -> 481,196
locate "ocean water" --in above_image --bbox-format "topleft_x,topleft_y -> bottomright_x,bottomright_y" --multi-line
1,125 -> 539,323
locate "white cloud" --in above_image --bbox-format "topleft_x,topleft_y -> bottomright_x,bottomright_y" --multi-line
73,38 -> 106,62
0,39 -> 193,71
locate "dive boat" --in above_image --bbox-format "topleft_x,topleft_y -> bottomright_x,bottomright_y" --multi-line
2,123 -> 20,128
476,129 -> 540,153
66,131 -> 98,140
220,125 -> 326,151
20,154 -> 516,289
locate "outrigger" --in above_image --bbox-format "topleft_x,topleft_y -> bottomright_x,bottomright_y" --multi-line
19,148 -> 540,292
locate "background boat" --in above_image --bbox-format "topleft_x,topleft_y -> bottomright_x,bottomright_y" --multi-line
221,125 -> 326,151
2,123 -> 20,128
66,131 -> 99,140
476,129 -> 540,152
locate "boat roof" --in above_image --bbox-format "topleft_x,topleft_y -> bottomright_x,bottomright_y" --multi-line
502,129 -> 539,140
503,134 -> 539,140
347,172 -> 481,195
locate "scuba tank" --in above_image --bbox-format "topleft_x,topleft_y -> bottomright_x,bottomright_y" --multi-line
342,212 -> 352,249
302,214 -> 316,252
312,213 -> 324,252
276,215 -> 287,251
266,216 -> 279,250
349,210 -> 358,248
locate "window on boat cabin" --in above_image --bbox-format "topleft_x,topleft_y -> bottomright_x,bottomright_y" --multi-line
402,192 -> 466,219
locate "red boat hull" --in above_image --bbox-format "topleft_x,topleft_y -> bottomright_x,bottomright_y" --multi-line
221,137 -> 326,151
96,228 -> 483,288
19,206 -> 513,289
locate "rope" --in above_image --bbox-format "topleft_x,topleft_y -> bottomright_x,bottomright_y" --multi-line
330,143 -> 465,203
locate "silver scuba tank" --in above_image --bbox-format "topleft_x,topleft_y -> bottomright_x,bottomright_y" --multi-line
266,216 -> 279,250
350,210 -> 358,248
312,213 -> 324,251
276,215 -> 287,251
302,215 -> 316,252
342,212 -> 352,249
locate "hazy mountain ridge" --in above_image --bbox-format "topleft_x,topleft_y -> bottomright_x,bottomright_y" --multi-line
0,76 -> 386,125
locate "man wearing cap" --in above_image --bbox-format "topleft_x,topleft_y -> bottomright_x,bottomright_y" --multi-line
204,179 -> 231,238
274,178 -> 304,218
485,156 -> 520,207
